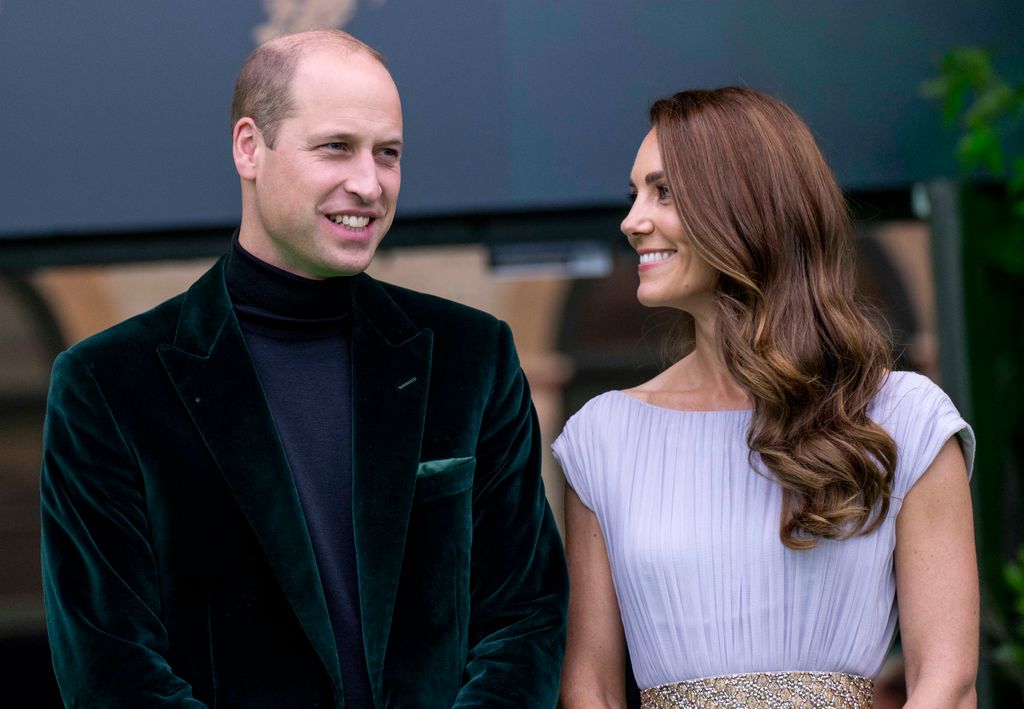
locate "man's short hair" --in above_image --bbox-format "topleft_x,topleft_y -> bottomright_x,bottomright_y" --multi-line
230,29 -> 386,148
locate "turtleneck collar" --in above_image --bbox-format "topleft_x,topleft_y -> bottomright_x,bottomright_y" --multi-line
226,230 -> 355,338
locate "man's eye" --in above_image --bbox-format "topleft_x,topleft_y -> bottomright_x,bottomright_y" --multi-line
324,142 -> 347,151
379,148 -> 401,161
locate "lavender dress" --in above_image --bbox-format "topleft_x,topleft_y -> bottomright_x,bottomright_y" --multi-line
552,371 -> 974,689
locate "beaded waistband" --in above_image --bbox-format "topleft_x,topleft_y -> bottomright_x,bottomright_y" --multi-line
639,671 -> 874,708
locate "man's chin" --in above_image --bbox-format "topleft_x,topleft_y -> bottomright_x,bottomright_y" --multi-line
314,253 -> 376,279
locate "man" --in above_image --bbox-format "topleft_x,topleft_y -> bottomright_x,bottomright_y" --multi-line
40,30 -> 568,708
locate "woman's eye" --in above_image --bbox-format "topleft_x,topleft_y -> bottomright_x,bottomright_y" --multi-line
657,184 -> 671,200
627,191 -> 638,203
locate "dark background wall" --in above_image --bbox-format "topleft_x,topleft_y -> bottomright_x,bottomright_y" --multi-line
0,1 -> 1021,234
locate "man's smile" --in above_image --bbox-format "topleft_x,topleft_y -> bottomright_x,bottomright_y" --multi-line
327,213 -> 372,229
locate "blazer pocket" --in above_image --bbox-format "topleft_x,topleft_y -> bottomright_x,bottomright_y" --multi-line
414,456 -> 475,503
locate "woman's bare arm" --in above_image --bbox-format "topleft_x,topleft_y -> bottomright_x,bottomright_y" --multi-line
896,436 -> 979,708
560,484 -> 628,708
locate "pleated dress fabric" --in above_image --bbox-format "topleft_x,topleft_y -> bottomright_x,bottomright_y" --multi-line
552,371 -> 974,691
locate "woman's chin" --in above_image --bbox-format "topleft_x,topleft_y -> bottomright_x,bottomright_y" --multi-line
636,287 -> 671,309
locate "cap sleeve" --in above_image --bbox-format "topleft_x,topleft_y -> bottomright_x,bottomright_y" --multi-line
552,408 -> 598,512
884,373 -> 975,507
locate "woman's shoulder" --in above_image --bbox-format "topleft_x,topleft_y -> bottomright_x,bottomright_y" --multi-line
871,370 -> 951,421
563,390 -> 633,431
553,390 -> 633,510
871,370 -> 975,494
554,389 -> 645,467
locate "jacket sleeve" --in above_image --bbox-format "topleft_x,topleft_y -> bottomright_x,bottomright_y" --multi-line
453,321 -> 569,708
40,350 -> 206,708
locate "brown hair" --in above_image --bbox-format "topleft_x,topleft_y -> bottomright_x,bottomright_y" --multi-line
649,87 -> 897,550
230,29 -> 386,148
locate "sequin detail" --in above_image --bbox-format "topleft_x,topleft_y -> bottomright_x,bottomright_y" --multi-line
640,671 -> 874,708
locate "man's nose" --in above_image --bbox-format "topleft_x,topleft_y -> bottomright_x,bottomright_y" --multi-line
343,152 -> 383,203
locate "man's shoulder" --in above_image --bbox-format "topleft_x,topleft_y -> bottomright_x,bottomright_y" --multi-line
62,290 -> 188,365
369,278 -> 502,335
64,258 -> 228,366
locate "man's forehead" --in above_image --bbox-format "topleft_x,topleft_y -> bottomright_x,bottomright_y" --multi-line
288,49 -> 397,104
294,44 -> 390,81
281,48 -> 401,136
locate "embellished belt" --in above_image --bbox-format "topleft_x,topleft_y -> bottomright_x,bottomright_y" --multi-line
639,671 -> 874,708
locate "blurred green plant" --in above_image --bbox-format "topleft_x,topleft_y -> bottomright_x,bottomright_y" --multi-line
922,47 -> 1024,220
984,548 -> 1024,688
924,48 -> 1024,697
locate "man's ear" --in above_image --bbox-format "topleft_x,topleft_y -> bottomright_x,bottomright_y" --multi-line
233,118 -> 260,180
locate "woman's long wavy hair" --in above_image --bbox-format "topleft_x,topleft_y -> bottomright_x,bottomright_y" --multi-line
650,87 -> 897,550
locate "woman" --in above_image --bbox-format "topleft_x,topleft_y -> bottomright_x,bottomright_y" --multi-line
554,88 -> 978,708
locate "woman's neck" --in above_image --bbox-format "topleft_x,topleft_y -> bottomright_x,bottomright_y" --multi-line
629,316 -> 752,411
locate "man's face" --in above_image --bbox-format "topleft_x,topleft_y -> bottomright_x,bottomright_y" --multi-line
236,49 -> 403,279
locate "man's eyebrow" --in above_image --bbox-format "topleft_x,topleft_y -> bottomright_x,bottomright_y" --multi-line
310,132 -> 356,144
645,170 -> 665,185
310,132 -> 403,147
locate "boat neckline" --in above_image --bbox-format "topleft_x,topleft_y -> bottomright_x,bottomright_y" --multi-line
612,389 -> 754,414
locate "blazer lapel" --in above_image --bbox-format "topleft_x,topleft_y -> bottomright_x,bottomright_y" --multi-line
350,274 -> 433,703
156,259 -> 343,697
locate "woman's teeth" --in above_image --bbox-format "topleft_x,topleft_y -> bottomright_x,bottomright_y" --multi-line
639,251 -> 674,264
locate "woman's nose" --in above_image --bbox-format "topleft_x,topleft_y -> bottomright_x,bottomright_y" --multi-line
620,203 -> 652,244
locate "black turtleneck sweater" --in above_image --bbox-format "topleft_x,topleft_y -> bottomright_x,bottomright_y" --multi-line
226,236 -> 371,707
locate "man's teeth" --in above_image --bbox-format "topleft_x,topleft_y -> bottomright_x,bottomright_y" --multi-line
328,214 -> 371,228
639,251 -> 675,264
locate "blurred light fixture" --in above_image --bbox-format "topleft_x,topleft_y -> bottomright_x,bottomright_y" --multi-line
488,240 -> 613,280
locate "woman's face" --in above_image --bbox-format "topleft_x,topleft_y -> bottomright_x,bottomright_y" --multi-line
621,129 -> 718,313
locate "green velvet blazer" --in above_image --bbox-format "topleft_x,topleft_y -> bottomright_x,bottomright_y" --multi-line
40,258 -> 568,708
